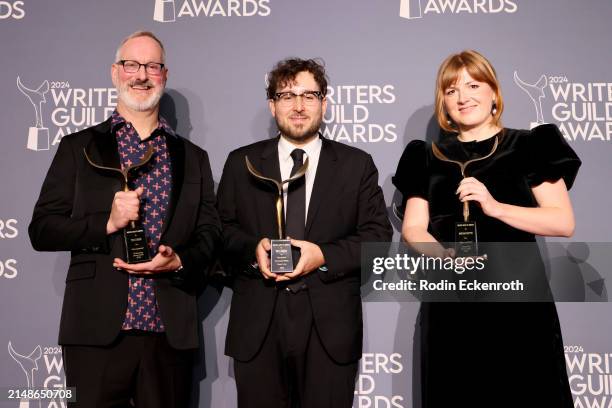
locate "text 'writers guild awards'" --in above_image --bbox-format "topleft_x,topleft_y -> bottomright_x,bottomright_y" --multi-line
245,155 -> 309,273
432,137 -> 498,256
84,146 -> 154,263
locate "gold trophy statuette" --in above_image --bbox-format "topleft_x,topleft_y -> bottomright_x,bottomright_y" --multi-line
432,137 -> 498,256
245,155 -> 308,273
84,146 -> 154,264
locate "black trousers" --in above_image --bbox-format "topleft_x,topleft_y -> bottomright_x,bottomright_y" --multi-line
63,330 -> 193,408
234,288 -> 359,408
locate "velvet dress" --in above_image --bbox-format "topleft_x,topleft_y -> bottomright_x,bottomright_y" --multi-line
392,124 -> 581,407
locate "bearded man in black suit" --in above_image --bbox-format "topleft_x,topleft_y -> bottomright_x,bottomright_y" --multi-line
217,58 -> 392,408
29,31 -> 220,407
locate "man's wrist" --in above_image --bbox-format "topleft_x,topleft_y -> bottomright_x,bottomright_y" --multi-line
173,254 -> 183,273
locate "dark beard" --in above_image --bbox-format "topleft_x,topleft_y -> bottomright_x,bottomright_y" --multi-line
276,117 -> 321,144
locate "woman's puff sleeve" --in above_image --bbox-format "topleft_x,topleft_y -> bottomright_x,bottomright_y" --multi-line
392,140 -> 429,202
523,124 -> 581,190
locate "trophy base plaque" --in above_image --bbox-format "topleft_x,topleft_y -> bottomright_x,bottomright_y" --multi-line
123,225 -> 151,264
27,127 -> 49,151
270,239 -> 293,273
455,221 -> 478,257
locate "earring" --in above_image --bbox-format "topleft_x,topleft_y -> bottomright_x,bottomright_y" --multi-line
445,112 -> 453,126
491,102 -> 497,115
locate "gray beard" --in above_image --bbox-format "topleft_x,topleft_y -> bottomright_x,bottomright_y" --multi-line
117,83 -> 164,112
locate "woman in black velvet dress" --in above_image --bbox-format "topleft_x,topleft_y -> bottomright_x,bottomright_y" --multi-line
393,50 -> 581,407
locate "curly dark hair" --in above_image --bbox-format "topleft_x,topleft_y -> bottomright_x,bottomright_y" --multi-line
266,58 -> 328,100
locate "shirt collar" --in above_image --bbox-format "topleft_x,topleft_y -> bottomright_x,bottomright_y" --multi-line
110,110 -> 176,138
278,133 -> 322,161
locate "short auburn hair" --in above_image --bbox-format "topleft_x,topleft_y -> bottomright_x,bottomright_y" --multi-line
435,50 -> 503,133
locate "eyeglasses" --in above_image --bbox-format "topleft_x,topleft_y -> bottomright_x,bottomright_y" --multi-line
117,60 -> 165,75
273,91 -> 323,107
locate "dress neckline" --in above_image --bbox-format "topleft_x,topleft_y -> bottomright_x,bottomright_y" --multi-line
457,128 -> 503,145
435,129 -> 503,162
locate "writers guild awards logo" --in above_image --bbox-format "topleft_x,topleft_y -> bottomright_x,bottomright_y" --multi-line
153,0 -> 271,21
399,0 -> 518,19
154,0 -> 176,22
17,76 -> 50,151
16,78 -> 116,151
7,341 -> 43,408
514,71 -> 547,129
399,0 -> 422,19
513,72 -> 612,142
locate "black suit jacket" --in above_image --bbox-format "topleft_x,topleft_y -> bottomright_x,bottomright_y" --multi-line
29,118 -> 221,350
218,136 -> 392,364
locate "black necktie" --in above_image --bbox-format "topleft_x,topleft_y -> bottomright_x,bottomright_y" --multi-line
285,149 -> 306,240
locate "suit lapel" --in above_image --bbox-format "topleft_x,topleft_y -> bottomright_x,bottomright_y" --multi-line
161,134 -> 185,237
305,137 -> 338,236
84,118 -> 122,191
87,118 -> 120,169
